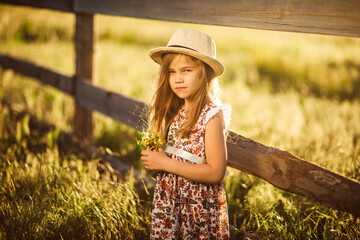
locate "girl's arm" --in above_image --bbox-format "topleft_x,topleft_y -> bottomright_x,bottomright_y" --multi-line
140,111 -> 227,184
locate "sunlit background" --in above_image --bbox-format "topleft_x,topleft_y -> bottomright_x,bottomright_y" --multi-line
1,4 -> 360,239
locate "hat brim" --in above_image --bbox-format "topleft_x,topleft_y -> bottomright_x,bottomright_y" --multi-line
149,47 -> 224,77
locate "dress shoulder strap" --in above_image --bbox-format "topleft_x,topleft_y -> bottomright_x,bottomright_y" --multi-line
204,104 -> 232,129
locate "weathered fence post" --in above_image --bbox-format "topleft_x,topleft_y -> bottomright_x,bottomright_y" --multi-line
74,12 -> 97,141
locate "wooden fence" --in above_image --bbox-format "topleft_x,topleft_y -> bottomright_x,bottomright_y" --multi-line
1,0 -> 360,217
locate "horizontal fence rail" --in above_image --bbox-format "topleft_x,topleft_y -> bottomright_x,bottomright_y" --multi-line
2,0 -> 360,38
0,54 -> 146,129
227,133 -> 360,217
1,54 -> 360,217
76,81 -> 147,130
0,54 -> 74,95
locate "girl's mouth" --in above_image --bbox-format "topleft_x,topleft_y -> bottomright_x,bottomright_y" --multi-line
175,87 -> 186,91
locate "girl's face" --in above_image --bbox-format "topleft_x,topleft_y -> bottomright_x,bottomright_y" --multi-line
168,54 -> 201,108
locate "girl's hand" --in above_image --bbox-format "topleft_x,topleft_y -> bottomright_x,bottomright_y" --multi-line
140,148 -> 169,171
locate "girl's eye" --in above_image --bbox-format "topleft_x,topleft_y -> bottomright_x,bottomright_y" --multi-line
169,70 -> 175,74
184,69 -> 191,72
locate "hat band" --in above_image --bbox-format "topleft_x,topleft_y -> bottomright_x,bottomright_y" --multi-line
167,45 -> 198,52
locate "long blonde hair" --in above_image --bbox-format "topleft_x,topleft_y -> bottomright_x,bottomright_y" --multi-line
150,53 -> 221,139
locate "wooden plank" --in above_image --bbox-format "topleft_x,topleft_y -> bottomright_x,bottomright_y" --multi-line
0,0 -> 73,12
0,54 -> 74,95
2,0 -> 359,38
226,132 -> 360,217
76,80 -> 147,130
73,0 -> 360,38
74,13 -> 96,140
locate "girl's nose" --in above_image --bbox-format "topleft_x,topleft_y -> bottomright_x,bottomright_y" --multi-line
175,73 -> 183,83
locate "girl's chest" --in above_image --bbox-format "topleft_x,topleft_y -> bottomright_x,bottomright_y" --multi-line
167,113 -> 206,153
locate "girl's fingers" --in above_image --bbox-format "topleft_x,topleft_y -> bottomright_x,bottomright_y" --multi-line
143,160 -> 150,169
141,149 -> 153,155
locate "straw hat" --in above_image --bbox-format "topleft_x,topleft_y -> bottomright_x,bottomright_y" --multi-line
149,28 -> 224,77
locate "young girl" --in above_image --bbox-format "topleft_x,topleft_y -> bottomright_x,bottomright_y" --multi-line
140,28 -> 231,239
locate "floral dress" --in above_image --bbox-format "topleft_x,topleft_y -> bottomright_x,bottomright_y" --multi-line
150,103 -> 231,239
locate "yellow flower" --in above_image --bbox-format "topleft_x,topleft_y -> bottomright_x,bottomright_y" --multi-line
136,129 -> 165,150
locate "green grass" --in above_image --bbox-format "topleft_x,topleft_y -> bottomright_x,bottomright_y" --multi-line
1,3 -> 360,239
225,171 -> 360,239
0,102 -> 150,239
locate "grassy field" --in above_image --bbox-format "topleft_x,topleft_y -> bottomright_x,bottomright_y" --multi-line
1,4 -> 360,239
0,101 -> 150,239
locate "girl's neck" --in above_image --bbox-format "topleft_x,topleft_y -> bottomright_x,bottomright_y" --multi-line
181,104 -> 188,112
182,99 -> 191,111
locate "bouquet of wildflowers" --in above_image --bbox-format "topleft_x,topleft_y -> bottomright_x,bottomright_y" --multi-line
136,129 -> 165,150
